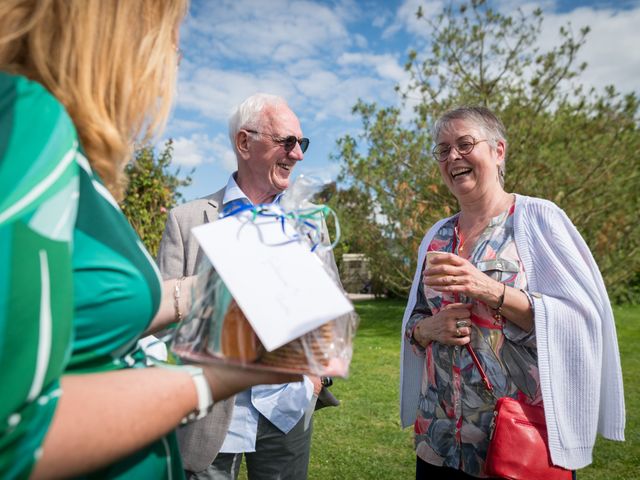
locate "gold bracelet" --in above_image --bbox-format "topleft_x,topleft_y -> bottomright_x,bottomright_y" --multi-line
173,276 -> 186,322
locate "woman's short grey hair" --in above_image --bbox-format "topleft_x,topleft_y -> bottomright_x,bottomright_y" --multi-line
228,93 -> 288,154
432,106 -> 508,187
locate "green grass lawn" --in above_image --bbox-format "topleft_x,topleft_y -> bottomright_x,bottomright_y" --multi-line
307,299 -> 639,479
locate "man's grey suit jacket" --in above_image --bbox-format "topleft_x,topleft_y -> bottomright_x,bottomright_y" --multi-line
157,187 -> 233,473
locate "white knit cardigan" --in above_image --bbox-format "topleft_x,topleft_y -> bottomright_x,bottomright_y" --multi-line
399,194 -> 625,470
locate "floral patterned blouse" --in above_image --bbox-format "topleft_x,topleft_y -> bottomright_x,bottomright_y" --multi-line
405,204 -> 541,478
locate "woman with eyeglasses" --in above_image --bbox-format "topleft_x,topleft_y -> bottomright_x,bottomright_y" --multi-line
0,1 -> 298,479
400,106 -> 625,479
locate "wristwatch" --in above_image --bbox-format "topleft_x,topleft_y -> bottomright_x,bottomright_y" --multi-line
156,363 -> 214,424
180,365 -> 214,424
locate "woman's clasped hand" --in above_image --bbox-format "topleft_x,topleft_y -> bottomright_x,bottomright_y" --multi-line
413,302 -> 472,347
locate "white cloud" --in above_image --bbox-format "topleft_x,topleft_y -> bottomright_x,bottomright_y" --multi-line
177,58 -> 403,127
176,0 -> 407,122
167,118 -> 208,134
183,0 -> 352,63
172,133 -> 237,172
177,68 -> 298,121
171,136 -> 204,167
283,58 -> 330,80
305,74 -> 402,122
174,0 -> 411,141
353,33 -> 368,48
296,71 -> 341,99
337,52 -> 406,82
492,0 -> 557,14
382,0 -> 640,97
383,0 -> 444,39
538,5 -> 640,95
372,11 -> 391,28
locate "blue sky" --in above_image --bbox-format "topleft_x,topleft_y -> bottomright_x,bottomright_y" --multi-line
166,0 -> 640,201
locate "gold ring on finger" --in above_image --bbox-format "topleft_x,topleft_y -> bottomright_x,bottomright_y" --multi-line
455,328 -> 461,337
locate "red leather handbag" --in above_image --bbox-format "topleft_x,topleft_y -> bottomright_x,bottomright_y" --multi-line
465,344 -> 572,480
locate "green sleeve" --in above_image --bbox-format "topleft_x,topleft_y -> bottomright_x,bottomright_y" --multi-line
0,72 -> 79,479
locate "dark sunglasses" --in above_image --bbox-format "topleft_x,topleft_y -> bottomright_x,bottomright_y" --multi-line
244,129 -> 309,153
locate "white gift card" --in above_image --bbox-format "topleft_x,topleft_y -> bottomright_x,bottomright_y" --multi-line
192,214 -> 353,352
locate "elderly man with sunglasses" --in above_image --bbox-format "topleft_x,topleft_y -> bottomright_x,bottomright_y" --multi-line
157,93 -> 323,480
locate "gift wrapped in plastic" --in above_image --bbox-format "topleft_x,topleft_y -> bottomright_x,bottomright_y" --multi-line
170,176 -> 358,377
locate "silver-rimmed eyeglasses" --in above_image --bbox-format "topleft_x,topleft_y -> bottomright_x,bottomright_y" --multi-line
432,135 -> 488,162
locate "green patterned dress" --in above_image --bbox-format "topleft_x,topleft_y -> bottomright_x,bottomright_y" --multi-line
0,73 -> 185,479
0,72 -> 79,479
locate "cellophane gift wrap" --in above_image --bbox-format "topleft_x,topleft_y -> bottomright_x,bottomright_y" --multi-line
170,176 -> 359,377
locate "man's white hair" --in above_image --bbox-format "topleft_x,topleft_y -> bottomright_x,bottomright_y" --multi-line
228,93 -> 288,154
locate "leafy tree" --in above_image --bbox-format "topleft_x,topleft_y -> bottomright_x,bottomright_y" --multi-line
121,140 -> 192,257
334,0 -> 640,302
316,182 -> 388,293
317,183 -> 372,261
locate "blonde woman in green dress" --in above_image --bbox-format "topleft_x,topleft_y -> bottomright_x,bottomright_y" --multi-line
0,2 -> 299,479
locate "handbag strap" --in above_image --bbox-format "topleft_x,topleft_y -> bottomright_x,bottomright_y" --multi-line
465,344 -> 495,394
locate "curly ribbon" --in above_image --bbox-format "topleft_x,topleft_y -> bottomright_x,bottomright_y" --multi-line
220,202 -> 340,252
